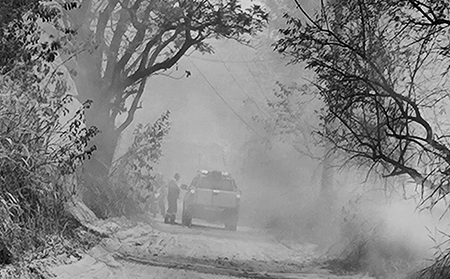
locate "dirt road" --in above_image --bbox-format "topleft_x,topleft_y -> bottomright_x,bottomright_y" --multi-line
51,216 -> 371,279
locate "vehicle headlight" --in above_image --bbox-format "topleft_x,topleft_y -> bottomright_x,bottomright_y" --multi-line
190,189 -> 196,194
236,193 -> 241,199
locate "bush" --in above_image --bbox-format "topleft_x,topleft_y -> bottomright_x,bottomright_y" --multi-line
0,0 -> 99,265
326,197 -> 426,278
415,233 -> 450,279
82,111 -> 170,218
0,75 -> 97,263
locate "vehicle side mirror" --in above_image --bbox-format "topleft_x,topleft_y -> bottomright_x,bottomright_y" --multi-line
180,184 -> 187,190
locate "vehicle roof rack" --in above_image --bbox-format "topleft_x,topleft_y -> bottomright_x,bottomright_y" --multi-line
197,170 -> 232,178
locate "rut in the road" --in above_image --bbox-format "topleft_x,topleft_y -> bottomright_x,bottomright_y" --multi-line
53,217 -> 372,279
114,252 -> 367,279
96,219 -> 371,279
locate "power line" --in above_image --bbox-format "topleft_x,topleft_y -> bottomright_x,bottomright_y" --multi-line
188,55 -> 280,64
240,53 -> 311,144
188,54 -> 318,161
215,51 -> 272,119
187,57 -> 263,137
240,54 -> 274,102
187,58 -> 317,198
238,54 -> 318,158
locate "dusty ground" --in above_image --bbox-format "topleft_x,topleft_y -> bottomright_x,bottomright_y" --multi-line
50,214 -> 373,279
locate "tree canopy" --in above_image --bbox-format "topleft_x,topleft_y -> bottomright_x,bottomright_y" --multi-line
56,0 -> 269,216
62,0 -> 268,176
66,0 -> 268,128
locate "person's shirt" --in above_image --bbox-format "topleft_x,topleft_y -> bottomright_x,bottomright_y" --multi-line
167,179 -> 180,199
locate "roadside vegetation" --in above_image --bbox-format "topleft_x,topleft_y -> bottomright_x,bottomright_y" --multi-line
273,0 -> 450,277
0,0 -> 102,275
85,111 -> 171,218
0,0 -> 269,276
5,0 -> 450,278
58,0 -> 268,217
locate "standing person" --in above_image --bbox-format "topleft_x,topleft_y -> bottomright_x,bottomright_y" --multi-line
164,173 -> 181,224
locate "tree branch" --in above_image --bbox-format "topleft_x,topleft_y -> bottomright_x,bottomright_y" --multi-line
125,30 -> 194,86
103,0 -> 130,84
117,77 -> 147,133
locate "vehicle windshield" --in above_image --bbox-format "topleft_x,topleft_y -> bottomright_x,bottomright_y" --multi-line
197,176 -> 235,191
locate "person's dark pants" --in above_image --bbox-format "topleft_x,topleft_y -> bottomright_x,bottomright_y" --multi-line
165,198 -> 177,224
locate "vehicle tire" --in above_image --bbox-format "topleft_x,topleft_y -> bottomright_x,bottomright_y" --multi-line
164,214 -> 170,224
182,208 -> 192,227
225,213 -> 238,231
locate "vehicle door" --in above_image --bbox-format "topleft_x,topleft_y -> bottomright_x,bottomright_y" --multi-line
195,177 -> 213,206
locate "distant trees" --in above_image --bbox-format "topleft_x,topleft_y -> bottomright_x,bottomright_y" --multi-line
244,0 -> 333,199
276,0 -> 450,205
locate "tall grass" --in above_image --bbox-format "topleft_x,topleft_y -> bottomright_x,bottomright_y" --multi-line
0,73 -> 97,263
326,196 -> 430,278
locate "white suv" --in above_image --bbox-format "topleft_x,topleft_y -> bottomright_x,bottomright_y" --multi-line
181,170 -> 241,231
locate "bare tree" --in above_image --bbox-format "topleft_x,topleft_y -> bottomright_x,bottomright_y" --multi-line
276,0 -> 450,205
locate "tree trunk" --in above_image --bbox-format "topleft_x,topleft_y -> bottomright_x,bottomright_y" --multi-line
85,101 -> 120,174
78,95 -> 121,218
320,139 -> 335,201
69,49 -> 123,217
68,39 -> 123,174
305,141 -> 336,248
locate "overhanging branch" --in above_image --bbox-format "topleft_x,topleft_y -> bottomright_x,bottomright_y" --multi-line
117,77 -> 147,133
125,30 -> 195,86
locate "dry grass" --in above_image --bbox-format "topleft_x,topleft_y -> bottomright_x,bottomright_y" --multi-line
0,73 -> 97,264
324,198 -> 426,278
0,225 -> 104,278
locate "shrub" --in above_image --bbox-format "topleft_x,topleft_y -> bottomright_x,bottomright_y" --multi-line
326,197 -> 425,278
415,232 -> 450,279
0,76 -> 98,263
0,0 -> 99,265
82,111 -> 170,218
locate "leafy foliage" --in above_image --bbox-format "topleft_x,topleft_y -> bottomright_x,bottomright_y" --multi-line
259,81 -> 320,159
0,0 -> 98,264
117,110 -> 170,181
84,111 -> 170,218
0,79 -> 98,262
276,0 -> 450,204
276,0 -> 450,277
0,0 -> 79,74
62,1 -> 268,220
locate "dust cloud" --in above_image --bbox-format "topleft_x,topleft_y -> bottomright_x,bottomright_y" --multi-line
236,150 -> 447,277
112,37 -> 449,277
211,135 -> 446,277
